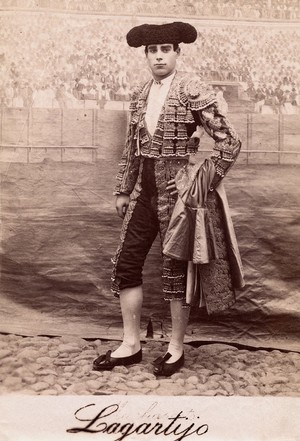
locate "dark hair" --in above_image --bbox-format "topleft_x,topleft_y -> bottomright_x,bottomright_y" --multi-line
144,43 -> 179,54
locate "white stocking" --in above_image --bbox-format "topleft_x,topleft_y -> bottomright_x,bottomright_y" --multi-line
111,285 -> 143,358
166,300 -> 190,363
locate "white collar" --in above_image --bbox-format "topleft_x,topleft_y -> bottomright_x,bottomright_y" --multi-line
152,70 -> 176,87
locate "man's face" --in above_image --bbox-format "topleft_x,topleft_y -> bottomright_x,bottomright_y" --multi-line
146,44 -> 179,80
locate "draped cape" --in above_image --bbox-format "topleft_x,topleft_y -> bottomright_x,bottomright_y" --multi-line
163,158 -> 245,308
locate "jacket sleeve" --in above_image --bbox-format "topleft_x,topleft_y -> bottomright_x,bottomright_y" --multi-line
113,121 -> 140,196
193,101 -> 241,189
184,78 -> 241,190
113,89 -> 141,196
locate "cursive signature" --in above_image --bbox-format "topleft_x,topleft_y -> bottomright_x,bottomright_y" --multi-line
67,403 -> 209,440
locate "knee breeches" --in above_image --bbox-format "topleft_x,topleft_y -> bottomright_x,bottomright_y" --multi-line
111,157 -> 188,300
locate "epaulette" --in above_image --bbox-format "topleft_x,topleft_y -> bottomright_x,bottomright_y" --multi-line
178,76 -> 217,111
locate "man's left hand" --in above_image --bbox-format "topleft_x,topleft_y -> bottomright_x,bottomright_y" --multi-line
166,178 -> 177,196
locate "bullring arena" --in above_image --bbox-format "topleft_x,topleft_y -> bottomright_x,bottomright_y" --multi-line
0,0 -> 300,404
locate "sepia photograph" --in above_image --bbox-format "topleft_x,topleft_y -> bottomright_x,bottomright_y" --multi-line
0,0 -> 300,439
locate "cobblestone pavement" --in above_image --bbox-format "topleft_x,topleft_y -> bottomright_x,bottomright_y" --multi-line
0,334 -> 300,397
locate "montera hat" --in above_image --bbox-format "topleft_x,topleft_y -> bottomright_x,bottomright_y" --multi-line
126,22 -> 197,48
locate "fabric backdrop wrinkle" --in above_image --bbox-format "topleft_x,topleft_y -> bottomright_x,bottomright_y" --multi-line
0,160 -> 300,352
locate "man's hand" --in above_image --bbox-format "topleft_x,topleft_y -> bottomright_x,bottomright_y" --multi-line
191,125 -> 205,139
115,194 -> 130,219
166,179 -> 178,196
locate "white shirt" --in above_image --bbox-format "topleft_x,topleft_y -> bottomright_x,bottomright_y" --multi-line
145,71 -> 176,136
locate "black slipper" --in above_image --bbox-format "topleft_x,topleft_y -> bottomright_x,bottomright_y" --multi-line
153,352 -> 184,377
93,349 -> 142,371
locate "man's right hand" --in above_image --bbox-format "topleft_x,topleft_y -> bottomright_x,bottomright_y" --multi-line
115,194 -> 130,219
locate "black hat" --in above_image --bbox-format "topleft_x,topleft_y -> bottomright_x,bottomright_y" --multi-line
126,22 -> 197,48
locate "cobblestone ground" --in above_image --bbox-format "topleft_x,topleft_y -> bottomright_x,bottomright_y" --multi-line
0,334 -> 300,397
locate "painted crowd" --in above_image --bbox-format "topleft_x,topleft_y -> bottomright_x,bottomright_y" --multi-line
0,11 -> 299,114
1,0 -> 300,20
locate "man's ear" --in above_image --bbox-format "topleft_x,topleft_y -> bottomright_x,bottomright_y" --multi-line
176,47 -> 181,55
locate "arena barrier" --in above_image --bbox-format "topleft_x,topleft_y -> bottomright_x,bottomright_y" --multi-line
0,108 -> 300,164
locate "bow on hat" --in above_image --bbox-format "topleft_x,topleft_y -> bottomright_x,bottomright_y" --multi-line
126,22 -> 197,48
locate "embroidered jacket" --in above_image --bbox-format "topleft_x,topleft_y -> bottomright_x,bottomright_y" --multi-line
114,72 -> 241,195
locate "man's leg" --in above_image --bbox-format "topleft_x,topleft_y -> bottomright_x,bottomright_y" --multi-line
111,285 -> 143,358
110,162 -> 159,358
166,300 -> 190,363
